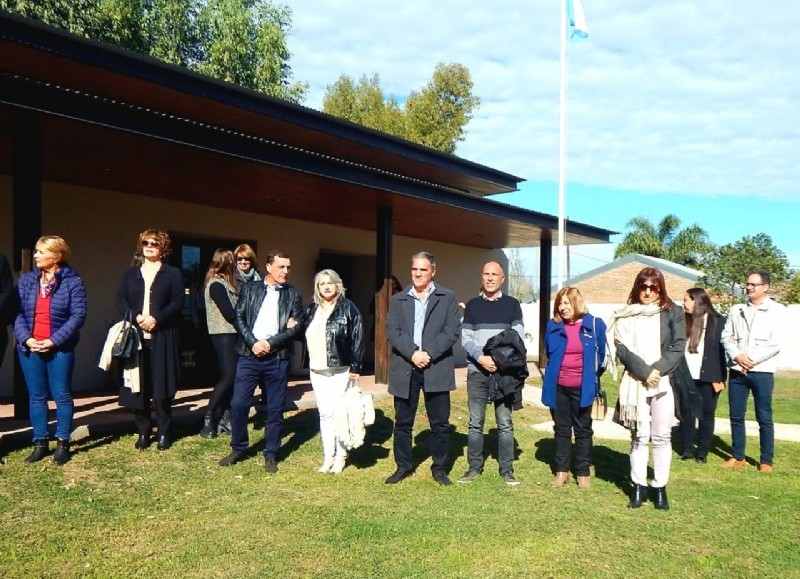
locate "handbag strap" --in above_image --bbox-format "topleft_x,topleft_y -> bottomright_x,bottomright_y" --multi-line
592,316 -> 600,396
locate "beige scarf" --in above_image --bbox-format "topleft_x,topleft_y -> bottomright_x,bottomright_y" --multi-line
606,303 -> 668,430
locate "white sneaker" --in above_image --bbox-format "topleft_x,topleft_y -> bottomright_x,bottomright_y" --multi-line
318,457 -> 334,473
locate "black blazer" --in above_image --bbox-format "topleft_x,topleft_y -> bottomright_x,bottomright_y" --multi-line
696,311 -> 727,383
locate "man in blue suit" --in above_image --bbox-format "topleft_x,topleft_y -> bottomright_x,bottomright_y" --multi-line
384,251 -> 461,486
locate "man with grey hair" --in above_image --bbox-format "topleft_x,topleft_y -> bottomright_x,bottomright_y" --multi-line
384,251 -> 461,486
721,269 -> 785,473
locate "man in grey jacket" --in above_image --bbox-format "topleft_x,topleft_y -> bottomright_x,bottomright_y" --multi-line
721,270 -> 785,473
384,252 -> 461,486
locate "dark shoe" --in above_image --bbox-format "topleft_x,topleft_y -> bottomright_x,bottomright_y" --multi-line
432,471 -> 452,486
218,451 -> 245,467
25,439 -> 49,463
653,486 -> 670,510
502,472 -> 520,487
217,410 -> 232,435
156,435 -> 171,451
52,439 -> 71,466
134,435 -> 151,450
695,455 -> 708,464
679,452 -> 694,461
627,484 -> 647,509
384,469 -> 412,485
457,470 -> 481,484
200,411 -> 218,439
264,455 -> 278,473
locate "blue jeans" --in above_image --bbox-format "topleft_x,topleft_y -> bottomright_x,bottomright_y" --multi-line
18,349 -> 75,441
467,371 -> 515,475
230,355 -> 289,458
728,370 -> 774,465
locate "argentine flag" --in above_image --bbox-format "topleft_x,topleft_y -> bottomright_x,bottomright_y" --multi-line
567,0 -> 589,42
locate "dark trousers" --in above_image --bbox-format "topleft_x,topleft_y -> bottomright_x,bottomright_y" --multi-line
207,334 -> 238,417
550,385 -> 593,476
729,370 -> 774,465
679,380 -> 720,458
133,342 -> 172,437
230,355 -> 289,458
392,370 -> 451,474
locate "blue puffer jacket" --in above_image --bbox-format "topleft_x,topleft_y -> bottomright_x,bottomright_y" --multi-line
542,314 -> 606,409
14,264 -> 87,353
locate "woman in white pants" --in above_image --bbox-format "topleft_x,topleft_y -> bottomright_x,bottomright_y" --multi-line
303,269 -> 364,474
607,267 -> 686,511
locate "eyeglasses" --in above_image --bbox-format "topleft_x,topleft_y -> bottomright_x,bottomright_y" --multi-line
236,257 -> 251,262
745,282 -> 765,288
141,239 -> 161,248
639,283 -> 661,293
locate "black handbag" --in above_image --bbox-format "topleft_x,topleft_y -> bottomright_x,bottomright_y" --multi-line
112,310 -> 140,359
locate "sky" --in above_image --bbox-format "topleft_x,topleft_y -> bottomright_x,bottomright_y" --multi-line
286,1 -> 800,283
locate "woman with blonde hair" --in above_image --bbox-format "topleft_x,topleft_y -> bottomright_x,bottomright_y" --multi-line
116,229 -> 183,451
542,287 -> 606,488
302,269 -> 364,474
14,235 -> 86,465
200,249 -> 239,438
607,267 -> 687,510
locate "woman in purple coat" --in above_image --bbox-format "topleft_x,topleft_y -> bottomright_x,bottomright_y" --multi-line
14,236 -> 87,465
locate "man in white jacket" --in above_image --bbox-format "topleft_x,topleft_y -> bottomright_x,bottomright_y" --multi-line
721,270 -> 785,473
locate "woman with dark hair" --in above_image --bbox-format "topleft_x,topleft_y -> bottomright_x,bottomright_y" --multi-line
200,249 -> 239,438
233,243 -> 260,292
302,269 -> 364,474
680,288 -> 726,463
116,229 -> 183,451
542,286 -> 606,489
14,236 -> 86,465
607,267 -> 686,510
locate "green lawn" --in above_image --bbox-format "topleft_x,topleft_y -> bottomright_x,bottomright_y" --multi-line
1,384 -> 799,578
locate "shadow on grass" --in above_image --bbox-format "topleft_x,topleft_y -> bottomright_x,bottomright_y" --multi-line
350,409 -> 392,469
412,425 -> 468,475
534,437 -> 630,493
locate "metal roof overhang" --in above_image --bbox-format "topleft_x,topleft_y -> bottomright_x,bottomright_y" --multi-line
0,11 -> 614,249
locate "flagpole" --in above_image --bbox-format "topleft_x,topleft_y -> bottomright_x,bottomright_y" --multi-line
557,0 -> 568,290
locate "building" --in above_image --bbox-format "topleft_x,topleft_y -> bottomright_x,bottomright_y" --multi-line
0,12 -> 614,410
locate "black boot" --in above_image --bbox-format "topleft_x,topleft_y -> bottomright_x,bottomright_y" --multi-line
653,486 -> 670,510
217,409 -> 231,435
200,411 -> 218,439
52,439 -> 71,466
156,434 -> 171,451
25,439 -> 50,463
627,483 -> 647,508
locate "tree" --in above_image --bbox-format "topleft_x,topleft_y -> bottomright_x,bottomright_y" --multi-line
785,272 -> 800,304
614,214 -> 712,268
1,0 -> 308,103
322,63 -> 479,154
506,248 -> 536,302
702,233 -> 790,296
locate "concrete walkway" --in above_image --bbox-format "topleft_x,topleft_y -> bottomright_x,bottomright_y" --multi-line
2,364 -> 799,449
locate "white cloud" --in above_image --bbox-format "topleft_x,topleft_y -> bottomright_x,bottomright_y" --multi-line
289,1 -> 800,200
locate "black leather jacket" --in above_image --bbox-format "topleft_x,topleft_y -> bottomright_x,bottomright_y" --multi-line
304,298 -> 364,374
234,281 -> 305,359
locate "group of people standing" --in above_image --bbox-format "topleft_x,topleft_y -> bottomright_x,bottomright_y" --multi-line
1,237 -> 786,510
542,266 -> 784,511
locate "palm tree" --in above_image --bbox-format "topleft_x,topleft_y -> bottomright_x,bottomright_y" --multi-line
614,214 -> 711,268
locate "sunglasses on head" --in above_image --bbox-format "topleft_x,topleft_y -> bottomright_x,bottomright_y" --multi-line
141,239 -> 161,248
